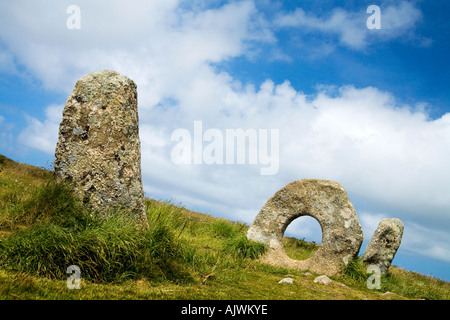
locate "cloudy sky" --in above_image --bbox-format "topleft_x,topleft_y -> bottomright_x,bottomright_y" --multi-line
1,0 -> 449,281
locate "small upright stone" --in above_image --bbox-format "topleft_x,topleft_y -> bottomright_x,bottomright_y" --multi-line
54,70 -> 147,224
362,218 -> 404,273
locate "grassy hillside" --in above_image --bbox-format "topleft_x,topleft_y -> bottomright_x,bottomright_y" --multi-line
0,154 -> 449,300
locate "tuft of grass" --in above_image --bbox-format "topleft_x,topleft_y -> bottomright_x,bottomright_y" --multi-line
22,181 -> 90,229
0,182 -> 192,284
0,156 -> 53,234
211,220 -> 238,238
208,220 -> 266,259
381,267 -> 450,300
340,258 -> 450,300
225,234 -> 267,259
343,257 -> 369,283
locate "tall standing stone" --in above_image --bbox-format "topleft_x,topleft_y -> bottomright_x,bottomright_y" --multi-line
362,218 -> 404,273
54,70 -> 147,224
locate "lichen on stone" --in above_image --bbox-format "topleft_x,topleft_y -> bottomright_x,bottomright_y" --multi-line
54,70 -> 147,224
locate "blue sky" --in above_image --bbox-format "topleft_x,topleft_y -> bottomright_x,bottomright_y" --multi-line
1,0 -> 450,282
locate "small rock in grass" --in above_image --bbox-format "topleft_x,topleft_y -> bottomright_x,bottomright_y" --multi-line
313,275 -> 332,285
278,277 -> 294,284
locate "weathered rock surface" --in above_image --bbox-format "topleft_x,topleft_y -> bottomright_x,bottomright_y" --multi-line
54,70 -> 147,224
362,218 -> 404,273
247,179 -> 363,276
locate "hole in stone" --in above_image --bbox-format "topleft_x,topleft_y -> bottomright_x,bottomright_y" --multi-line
283,216 -> 322,261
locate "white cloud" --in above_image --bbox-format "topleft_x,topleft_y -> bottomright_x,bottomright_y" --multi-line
403,222 -> 450,263
381,1 -> 422,33
359,212 -> 389,238
274,1 -> 424,50
0,0 -> 272,94
17,105 -> 63,155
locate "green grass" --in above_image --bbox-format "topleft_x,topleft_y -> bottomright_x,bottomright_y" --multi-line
0,183 -> 191,284
0,154 -> 449,300
337,257 -> 450,300
284,236 -> 319,260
